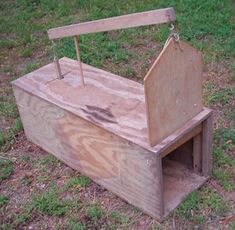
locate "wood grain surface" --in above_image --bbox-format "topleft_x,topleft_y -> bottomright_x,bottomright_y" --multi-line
12,57 -> 211,152
144,38 -> 203,146
48,8 -> 175,39
13,85 -> 164,220
12,57 -> 150,148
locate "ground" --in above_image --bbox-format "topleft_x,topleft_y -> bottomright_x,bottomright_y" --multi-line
0,0 -> 235,229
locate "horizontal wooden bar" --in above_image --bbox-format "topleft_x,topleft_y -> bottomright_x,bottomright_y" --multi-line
48,7 -> 175,40
161,124 -> 202,158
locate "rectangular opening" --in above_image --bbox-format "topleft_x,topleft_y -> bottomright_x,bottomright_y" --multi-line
162,138 -> 207,216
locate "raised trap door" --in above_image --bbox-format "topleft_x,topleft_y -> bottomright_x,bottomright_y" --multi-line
144,38 -> 203,146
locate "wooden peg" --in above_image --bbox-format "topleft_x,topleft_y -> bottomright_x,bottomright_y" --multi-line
54,58 -> 63,79
74,35 -> 85,87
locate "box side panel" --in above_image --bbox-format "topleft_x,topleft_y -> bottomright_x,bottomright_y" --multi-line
13,85 -> 163,220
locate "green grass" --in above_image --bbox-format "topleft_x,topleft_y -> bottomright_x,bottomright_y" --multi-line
107,211 -> 130,228
209,87 -> 235,106
212,128 -> 235,191
0,159 -> 13,183
0,195 -> 9,207
12,206 -> 32,226
20,155 -> 31,163
231,63 -> 235,81
31,182 -> 81,218
22,62 -> 40,74
0,39 -> 15,49
86,204 -> 103,222
32,184 -> 68,216
176,187 -> 230,223
20,47 -> 33,58
65,176 -> 91,189
40,154 -> 61,167
67,219 -> 85,230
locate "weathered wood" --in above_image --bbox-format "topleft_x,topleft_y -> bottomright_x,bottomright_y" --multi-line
12,57 -> 149,149
163,159 -> 206,215
74,36 -> 85,87
161,124 -> 202,158
144,38 -> 203,146
48,8 -> 175,39
155,108 -> 211,154
12,57 -> 211,153
13,85 -> 164,220
202,113 -> 213,176
54,58 -> 63,79
12,56 -> 212,221
193,134 -> 202,173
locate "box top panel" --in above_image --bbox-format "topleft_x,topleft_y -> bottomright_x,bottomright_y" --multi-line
12,57 -> 152,148
12,57 -> 211,153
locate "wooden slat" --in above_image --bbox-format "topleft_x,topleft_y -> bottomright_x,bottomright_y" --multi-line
144,38 -> 203,146
48,8 -> 175,39
154,108 -> 212,154
202,113 -> 213,176
13,85 -> 164,220
193,133 -> 202,173
161,124 -> 202,158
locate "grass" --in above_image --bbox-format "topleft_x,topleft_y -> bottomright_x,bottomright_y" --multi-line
176,187 -> 231,223
64,176 -> 91,189
0,159 -> 13,183
212,128 -> 235,191
86,204 -> 103,222
32,184 -> 69,216
22,62 -> 40,74
0,195 -> 9,207
20,47 -> 33,58
67,219 -> 85,230
0,0 -> 234,229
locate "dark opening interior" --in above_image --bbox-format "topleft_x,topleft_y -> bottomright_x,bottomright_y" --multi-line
162,138 -> 206,216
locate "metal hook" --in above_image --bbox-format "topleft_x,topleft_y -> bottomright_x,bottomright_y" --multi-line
169,23 -> 174,31
172,32 -> 180,42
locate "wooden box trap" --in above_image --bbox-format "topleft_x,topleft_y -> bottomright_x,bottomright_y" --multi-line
12,8 -> 212,221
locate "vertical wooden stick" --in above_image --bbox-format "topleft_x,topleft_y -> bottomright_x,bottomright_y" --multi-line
202,114 -> 213,177
54,58 -> 63,79
74,35 -> 85,87
193,133 -> 202,174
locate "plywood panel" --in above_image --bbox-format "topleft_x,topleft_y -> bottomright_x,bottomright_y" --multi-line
13,86 -> 164,220
12,57 -> 149,149
144,38 -> 203,146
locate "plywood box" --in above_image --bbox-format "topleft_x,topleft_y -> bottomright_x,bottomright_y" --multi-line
12,8 -> 212,221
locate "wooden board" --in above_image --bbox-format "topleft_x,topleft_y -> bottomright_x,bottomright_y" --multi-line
144,38 -> 203,146
202,114 -> 213,176
48,8 -> 175,39
13,85 -> 164,220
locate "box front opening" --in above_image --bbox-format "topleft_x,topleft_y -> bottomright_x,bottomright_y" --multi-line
162,138 -> 206,216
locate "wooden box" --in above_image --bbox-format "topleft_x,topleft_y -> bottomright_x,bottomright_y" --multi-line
12,8 -> 212,221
